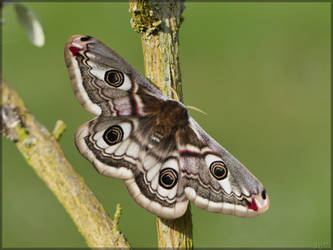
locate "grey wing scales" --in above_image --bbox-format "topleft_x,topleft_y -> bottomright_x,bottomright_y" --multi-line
177,118 -> 270,217
64,35 -> 167,117
75,116 -> 188,219
65,35 -> 188,219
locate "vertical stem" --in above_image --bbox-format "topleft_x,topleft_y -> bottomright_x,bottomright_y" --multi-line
129,0 -> 193,248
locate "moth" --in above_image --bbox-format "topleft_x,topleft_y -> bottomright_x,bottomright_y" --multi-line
64,35 -> 270,219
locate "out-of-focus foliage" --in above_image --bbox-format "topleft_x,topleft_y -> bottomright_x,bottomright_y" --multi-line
3,3 -> 45,47
2,3 -> 330,248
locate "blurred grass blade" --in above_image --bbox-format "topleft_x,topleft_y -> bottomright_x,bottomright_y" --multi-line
14,3 -> 45,47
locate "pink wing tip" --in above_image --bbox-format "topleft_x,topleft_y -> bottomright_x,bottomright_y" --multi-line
248,197 -> 259,211
247,190 -> 270,214
66,35 -> 93,56
69,46 -> 81,56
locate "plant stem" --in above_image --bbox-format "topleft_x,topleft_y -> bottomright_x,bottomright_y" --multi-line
1,78 -> 130,249
129,1 -> 193,248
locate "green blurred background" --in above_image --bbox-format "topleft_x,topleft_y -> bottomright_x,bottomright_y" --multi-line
2,2 -> 330,248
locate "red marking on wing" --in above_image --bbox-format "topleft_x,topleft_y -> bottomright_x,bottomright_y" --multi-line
179,149 -> 200,155
69,46 -> 81,56
247,197 -> 258,211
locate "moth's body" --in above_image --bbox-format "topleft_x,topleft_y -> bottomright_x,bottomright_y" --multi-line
152,100 -> 189,138
65,35 -> 270,219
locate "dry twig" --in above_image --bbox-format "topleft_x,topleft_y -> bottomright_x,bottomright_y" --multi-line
1,78 -> 130,248
130,1 -> 193,248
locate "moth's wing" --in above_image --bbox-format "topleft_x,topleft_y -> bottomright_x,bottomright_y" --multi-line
75,115 -> 188,219
65,35 -> 188,218
64,35 -> 167,117
177,118 -> 270,217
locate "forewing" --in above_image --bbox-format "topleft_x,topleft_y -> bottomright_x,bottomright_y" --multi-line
64,35 -> 166,117
177,118 -> 270,217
